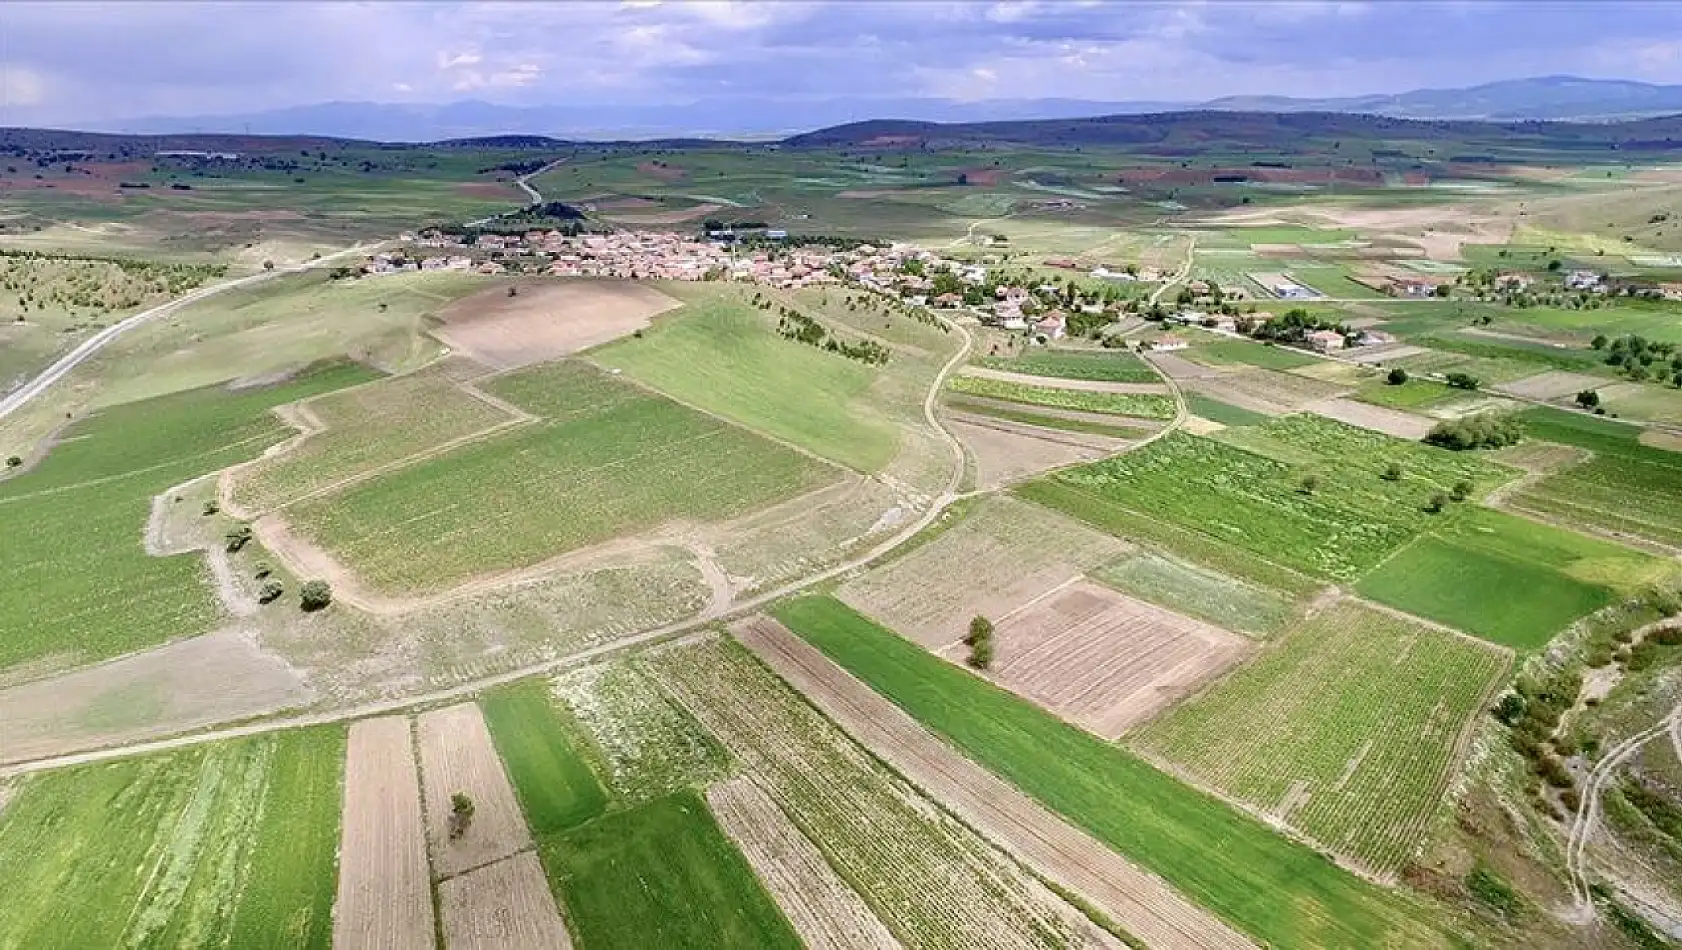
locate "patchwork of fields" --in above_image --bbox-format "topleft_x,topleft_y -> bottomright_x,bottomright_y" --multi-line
948,373 -> 1176,419
1507,407 -> 1682,550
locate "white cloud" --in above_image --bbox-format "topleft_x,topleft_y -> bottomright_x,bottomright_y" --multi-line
0,65 -> 47,107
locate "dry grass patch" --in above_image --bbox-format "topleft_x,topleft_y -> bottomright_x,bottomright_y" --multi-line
1305,397 -> 1436,439
1183,367 -> 1350,415
333,716 -> 434,950
439,851 -> 572,950
432,280 -> 678,370
1493,370 -> 1608,401
1639,428 -> 1682,452
950,415 -> 1122,490
416,703 -> 533,876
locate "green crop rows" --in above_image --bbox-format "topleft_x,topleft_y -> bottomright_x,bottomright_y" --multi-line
948,375 -> 1176,419
0,727 -> 344,949
976,347 -> 1160,383
1183,392 -> 1269,428
285,361 -> 837,593
774,595 -> 1443,948
481,680 -> 610,836
1188,339 -> 1320,371
1094,550 -> 1298,636
1509,407 -> 1682,548
1135,600 -> 1507,877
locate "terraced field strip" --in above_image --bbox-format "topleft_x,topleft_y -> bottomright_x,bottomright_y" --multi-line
977,348 -> 1160,384
974,579 -> 1256,737
708,778 -> 902,950
415,703 -> 533,877
730,616 -> 1256,950
958,366 -> 1169,394
654,633 -> 1124,950
1135,599 -> 1510,878
948,374 -> 1176,419
332,716 -> 435,950
439,851 -> 572,950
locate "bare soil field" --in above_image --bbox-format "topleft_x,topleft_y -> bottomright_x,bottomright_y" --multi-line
949,415 -> 1124,490
957,366 -> 1169,394
1342,344 -> 1428,365
431,280 -> 679,370
0,630 -> 312,765
598,203 -> 722,225
416,703 -> 534,876
1640,428 -> 1682,452
708,778 -> 901,950
1305,397 -> 1436,439
439,851 -> 573,950
1184,367 -> 1350,415
838,496 -> 1129,649
733,617 -> 1256,950
952,580 -> 1255,738
334,716 -> 435,950
1181,414 -> 1227,435
1144,352 -> 1223,381
1494,370 -> 1608,401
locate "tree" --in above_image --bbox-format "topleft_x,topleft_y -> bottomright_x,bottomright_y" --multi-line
1450,479 -> 1474,502
262,260 -> 275,271
1424,412 -> 1523,451
956,172 -> 969,186
202,499 -> 220,516
1445,372 -> 1481,391
1425,492 -> 1449,513
1386,367 -> 1409,386
225,524 -> 253,553
258,579 -> 284,604
1575,389 -> 1600,409
507,285 -> 518,297
1591,334 -> 1609,350
1382,462 -> 1403,482
1492,692 -> 1527,725
965,615 -> 994,670
4,455 -> 19,468
448,792 -> 476,839
299,580 -> 333,612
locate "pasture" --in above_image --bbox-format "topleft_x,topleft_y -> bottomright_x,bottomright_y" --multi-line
281,360 -> 836,593
0,727 -> 344,949
0,361 -> 377,673
947,375 -> 1176,419
976,347 -> 1160,383
1133,600 -> 1508,878
773,595 -> 1444,948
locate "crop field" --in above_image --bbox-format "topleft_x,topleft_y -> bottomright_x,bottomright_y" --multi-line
1389,346 -> 1550,387
1508,407 -> 1682,548
438,852 -> 572,950
481,680 -> 610,836
653,634 -> 1123,950
946,396 -> 1157,439
947,374 -> 1176,419
1182,392 -> 1268,427
0,361 -> 377,674
1093,549 -> 1300,636
550,660 -> 730,804
415,703 -> 533,876
1182,366 -> 1350,414
773,595 -> 1442,948
227,368 -> 518,514
1185,339 -> 1320,371
1305,397 -> 1436,439
837,495 -> 1128,648
966,578 -> 1256,737
1022,415 -> 1516,582
432,279 -> 680,370
976,347 -> 1160,383
1354,378 -> 1459,409
0,727 -> 344,949
333,716 -> 432,950
1599,381 -> 1682,426
282,360 -> 836,593
590,282 -> 904,471
1134,600 -> 1507,878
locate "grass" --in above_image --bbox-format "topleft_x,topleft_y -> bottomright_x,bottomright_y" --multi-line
480,680 -> 610,836
550,661 -> 731,804
1355,378 -> 1459,409
285,361 -> 836,593
773,595 -> 1444,948
947,375 -> 1176,419
0,728 -> 344,949
1093,550 -> 1299,636
591,284 -> 901,471
1183,392 -> 1269,427
543,790 -> 802,950
1133,600 -> 1508,877
1510,406 -> 1682,547
976,347 -> 1159,383
1188,339 -> 1321,371
0,361 -> 378,672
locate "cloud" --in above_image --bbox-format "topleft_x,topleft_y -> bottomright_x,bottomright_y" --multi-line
0,0 -> 1663,126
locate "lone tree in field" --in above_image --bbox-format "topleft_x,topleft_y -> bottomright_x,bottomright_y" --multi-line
1575,389 -> 1600,409
225,524 -> 253,553
1299,474 -> 1321,495
1450,479 -> 1474,502
1386,367 -> 1409,386
5,455 -> 20,468
262,260 -> 275,271
448,792 -> 475,839
965,615 -> 995,670
1425,492 -> 1449,514
299,579 -> 333,612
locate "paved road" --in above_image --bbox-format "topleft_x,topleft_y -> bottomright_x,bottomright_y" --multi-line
465,158 -> 566,226
0,244 -> 376,424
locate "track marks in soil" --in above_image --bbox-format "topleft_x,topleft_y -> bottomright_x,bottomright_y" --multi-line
332,716 -> 435,950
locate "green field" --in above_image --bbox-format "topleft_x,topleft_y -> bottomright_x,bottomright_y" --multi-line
1093,549 -> 1299,636
0,727 -> 344,949
773,595 -> 1442,948
1187,339 -> 1321,371
0,362 -> 378,672
1183,392 -> 1270,427
285,361 -> 836,593
947,375 -> 1176,419
976,347 -> 1159,383
591,283 -> 903,471
481,680 -> 610,836
1134,600 -> 1507,877
1509,407 -> 1682,548
1355,378 -> 1460,409
1021,415 -> 1515,581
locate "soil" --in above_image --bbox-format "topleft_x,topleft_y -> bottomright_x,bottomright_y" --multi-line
431,280 -> 679,370
333,716 -> 436,950
1494,371 -> 1610,402
1304,397 -> 1436,440
731,616 -> 1257,950
415,703 -> 533,876
439,851 -> 573,950
598,203 -> 722,225
948,415 -> 1122,490
456,182 -> 525,201
1640,428 -> 1682,452
636,160 -> 687,182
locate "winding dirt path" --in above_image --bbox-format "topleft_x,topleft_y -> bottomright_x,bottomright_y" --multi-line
1565,701 -> 1682,914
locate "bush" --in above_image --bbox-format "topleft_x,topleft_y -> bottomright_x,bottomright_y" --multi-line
448,791 -> 476,839
225,524 -> 253,553
1424,492 -> 1449,514
1575,389 -> 1601,409
299,580 -> 333,612
258,579 -> 285,604
1466,865 -> 1524,919
1492,692 -> 1527,725
202,499 -> 220,516
1386,367 -> 1409,385
1445,372 -> 1481,390
1381,462 -> 1403,481
4,455 -> 19,468
965,615 -> 994,670
1424,412 -> 1523,451
1449,479 -> 1473,502
1299,474 -> 1321,494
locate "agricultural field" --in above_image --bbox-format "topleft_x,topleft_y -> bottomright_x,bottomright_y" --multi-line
549,660 -> 731,803
1093,549 -> 1301,636
1133,600 -> 1508,878
944,395 -> 1158,439
1507,406 -> 1682,548
976,347 -> 1160,383
1182,365 -> 1350,415
1355,377 -> 1460,410
0,727 -> 344,949
480,680 -> 611,836
773,595 -> 1444,948
1185,339 -> 1321,371
0,361 -> 377,674
280,360 -> 836,593
432,279 -> 680,370
1182,392 -> 1270,427
947,374 -> 1176,419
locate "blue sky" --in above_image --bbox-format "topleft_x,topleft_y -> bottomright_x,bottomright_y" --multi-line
0,1 -> 1676,124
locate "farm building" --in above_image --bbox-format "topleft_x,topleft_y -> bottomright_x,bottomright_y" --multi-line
1035,313 -> 1068,340
1306,329 -> 1346,352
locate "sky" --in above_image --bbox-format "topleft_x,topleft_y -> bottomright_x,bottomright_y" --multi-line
1,0 -> 1679,127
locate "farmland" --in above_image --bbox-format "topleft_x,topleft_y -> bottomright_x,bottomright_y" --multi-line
773,595 -> 1443,947
0,727 -> 344,949
1507,407 -> 1682,548
1134,600 -> 1509,877
280,360 -> 836,593
480,680 -> 610,836
948,374 -> 1176,419
550,661 -> 730,803
1093,549 -> 1300,636
977,347 -> 1160,383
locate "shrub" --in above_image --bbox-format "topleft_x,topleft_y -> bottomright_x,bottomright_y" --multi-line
965,615 -> 994,670
257,579 -> 284,604
1381,462 -> 1403,481
202,499 -> 220,516
299,580 -> 333,612
1425,492 -> 1449,514
1445,372 -> 1481,390
4,455 -> 19,468
1386,367 -> 1409,385
225,524 -> 253,553
1466,865 -> 1524,919
448,791 -> 476,839
1449,479 -> 1473,502
1299,473 -> 1321,494
1575,389 -> 1600,409
1492,692 -> 1527,725
1423,412 -> 1523,451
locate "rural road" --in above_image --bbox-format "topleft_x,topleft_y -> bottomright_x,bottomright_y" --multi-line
465,158 -> 566,226
0,243 -> 376,424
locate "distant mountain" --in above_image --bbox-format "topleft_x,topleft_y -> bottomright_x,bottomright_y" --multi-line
1202,76 -> 1682,121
